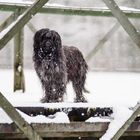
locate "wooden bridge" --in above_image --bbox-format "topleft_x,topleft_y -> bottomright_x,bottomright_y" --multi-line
0,0 -> 140,140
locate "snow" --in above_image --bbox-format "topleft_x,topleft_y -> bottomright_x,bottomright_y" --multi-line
86,72 -> 140,107
0,0 -> 32,5
0,69 -> 139,136
0,70 -> 139,107
0,108 -> 13,124
0,0 -> 65,7
0,108 -> 70,124
99,106 -> 133,140
120,6 -> 140,12
86,117 -> 111,123
18,110 -> 70,124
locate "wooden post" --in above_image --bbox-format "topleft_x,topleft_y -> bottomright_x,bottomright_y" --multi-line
0,92 -> 43,140
111,102 -> 140,140
14,9 -> 25,92
0,0 -> 49,50
103,0 -> 140,48
86,22 -> 120,62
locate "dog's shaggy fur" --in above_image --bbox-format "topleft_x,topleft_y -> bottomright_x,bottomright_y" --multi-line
33,28 -> 88,103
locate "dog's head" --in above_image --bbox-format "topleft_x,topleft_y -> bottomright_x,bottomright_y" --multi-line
33,28 -> 62,59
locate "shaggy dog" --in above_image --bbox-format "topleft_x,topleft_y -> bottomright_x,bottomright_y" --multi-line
33,28 -> 88,103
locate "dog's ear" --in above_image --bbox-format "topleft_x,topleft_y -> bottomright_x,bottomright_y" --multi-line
51,30 -> 62,48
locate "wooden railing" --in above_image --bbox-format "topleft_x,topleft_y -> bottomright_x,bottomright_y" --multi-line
0,0 -> 140,140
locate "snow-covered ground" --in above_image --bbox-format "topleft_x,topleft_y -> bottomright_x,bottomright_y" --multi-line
0,70 -> 139,106
0,70 -> 139,139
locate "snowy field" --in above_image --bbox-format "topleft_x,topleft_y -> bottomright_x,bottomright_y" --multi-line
0,70 -> 140,139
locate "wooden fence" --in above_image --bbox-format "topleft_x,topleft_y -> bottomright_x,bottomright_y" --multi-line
0,0 -> 140,140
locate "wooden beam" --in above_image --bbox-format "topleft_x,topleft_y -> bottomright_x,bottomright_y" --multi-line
0,2 -> 140,18
0,122 -> 108,138
0,122 -> 140,138
13,9 -> 25,92
86,22 -> 120,62
0,13 -> 15,32
27,22 -> 37,33
0,0 -> 49,50
111,102 -> 140,140
0,92 -> 43,140
103,0 -> 140,48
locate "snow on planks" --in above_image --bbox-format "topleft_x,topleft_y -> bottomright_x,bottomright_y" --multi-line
16,106 -> 113,121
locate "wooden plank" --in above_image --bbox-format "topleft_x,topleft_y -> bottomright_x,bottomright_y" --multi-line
103,0 -> 140,48
27,22 -> 37,33
86,22 -> 120,62
0,122 -> 108,139
0,13 -> 15,32
111,102 -> 140,140
0,0 -> 49,50
0,122 -> 140,138
14,9 -> 25,92
0,2 -> 140,18
0,92 -> 43,140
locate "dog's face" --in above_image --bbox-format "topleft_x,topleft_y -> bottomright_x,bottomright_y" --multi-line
33,28 -> 62,58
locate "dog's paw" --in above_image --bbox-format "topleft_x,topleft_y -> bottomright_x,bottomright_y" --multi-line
40,97 -> 49,103
74,96 -> 87,103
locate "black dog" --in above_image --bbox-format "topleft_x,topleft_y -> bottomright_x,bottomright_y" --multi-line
33,28 -> 88,103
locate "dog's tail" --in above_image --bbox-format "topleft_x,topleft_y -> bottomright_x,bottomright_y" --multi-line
81,59 -> 90,94
83,87 -> 90,93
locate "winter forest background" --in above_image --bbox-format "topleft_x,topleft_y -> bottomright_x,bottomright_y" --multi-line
0,0 -> 140,72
